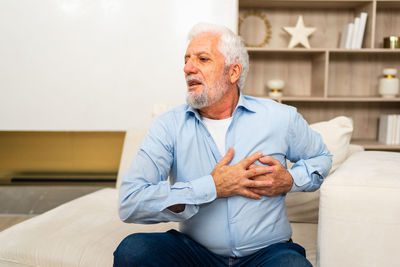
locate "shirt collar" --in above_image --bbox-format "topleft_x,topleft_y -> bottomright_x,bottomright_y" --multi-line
185,92 -> 256,120
236,93 -> 256,113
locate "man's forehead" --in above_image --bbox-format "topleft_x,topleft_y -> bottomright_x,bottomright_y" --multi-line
186,32 -> 221,53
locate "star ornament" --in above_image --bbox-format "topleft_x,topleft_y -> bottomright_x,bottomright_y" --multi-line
283,16 -> 316,49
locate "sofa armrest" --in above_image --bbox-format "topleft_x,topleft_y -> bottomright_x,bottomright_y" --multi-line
317,151 -> 400,267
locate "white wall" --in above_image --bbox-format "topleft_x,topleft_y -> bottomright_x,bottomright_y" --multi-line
0,0 -> 237,131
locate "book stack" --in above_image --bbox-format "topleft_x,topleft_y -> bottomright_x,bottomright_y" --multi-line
339,12 -> 368,49
378,114 -> 400,145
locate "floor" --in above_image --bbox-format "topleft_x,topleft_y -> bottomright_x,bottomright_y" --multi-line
0,185 -> 111,231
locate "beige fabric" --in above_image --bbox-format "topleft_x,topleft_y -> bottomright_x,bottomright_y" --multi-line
347,144 -> 365,157
286,191 -> 320,223
310,116 -> 353,173
318,151 -> 400,267
285,146 -> 363,224
0,188 -> 178,266
286,116 -> 355,223
116,128 -> 147,189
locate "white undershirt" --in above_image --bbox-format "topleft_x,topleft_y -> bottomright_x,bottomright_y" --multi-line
202,116 -> 232,155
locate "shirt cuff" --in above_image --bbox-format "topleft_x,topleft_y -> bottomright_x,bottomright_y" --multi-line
189,174 -> 217,204
288,163 -> 317,192
162,204 -> 199,221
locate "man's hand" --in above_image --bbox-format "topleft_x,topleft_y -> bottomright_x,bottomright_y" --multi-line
248,156 -> 294,197
211,147 -> 273,200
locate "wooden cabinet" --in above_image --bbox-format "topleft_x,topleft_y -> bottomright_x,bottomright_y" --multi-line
239,0 -> 400,150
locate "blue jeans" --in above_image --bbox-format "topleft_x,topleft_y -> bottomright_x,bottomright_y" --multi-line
113,229 -> 313,267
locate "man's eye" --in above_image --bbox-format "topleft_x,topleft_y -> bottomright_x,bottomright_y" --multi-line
200,57 -> 209,62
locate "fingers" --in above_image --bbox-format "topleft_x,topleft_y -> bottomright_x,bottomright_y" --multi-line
244,166 -> 273,178
217,147 -> 234,167
244,179 -> 272,188
238,151 -> 263,168
259,155 -> 279,166
249,188 -> 265,196
248,164 -> 257,169
239,188 -> 263,200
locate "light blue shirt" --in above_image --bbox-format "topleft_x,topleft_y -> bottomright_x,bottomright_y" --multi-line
119,94 -> 332,257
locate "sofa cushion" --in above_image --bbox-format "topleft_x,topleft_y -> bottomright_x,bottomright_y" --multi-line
286,116 -> 354,223
0,188 -> 178,267
310,116 -> 353,173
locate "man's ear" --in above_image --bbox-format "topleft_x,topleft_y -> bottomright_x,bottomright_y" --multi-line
229,63 -> 242,84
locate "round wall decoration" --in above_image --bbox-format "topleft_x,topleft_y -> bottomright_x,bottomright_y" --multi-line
239,11 -> 272,47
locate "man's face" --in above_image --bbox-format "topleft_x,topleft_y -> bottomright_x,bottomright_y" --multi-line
184,33 -> 229,109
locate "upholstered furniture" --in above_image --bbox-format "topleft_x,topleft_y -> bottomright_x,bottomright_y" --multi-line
318,150 -> 400,267
0,117 -> 399,267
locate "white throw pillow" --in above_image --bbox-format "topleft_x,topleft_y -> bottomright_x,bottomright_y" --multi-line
310,116 -> 354,174
286,116 -> 354,223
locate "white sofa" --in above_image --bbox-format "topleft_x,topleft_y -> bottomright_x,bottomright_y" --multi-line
1,121 -> 400,267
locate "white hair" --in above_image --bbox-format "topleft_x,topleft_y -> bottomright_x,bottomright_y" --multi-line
187,22 -> 249,90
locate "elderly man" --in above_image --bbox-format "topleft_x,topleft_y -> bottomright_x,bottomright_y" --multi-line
114,22 -> 332,266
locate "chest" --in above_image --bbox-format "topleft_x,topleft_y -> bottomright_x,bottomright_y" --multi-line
170,116 -> 289,182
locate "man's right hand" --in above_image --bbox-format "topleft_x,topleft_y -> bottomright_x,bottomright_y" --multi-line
211,147 -> 273,200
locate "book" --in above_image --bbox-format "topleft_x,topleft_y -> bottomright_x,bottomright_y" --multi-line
378,114 -> 389,144
345,23 -> 354,49
391,115 -> 397,144
396,115 -> 400,145
351,17 -> 360,49
339,24 -> 349,49
355,12 -> 368,49
379,114 -> 400,145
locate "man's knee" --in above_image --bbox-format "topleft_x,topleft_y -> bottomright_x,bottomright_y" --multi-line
113,233 -> 154,266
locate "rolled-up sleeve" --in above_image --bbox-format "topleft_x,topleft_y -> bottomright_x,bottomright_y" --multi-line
118,116 -> 217,224
286,110 -> 332,192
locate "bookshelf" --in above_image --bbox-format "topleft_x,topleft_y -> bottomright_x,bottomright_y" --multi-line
239,0 -> 400,151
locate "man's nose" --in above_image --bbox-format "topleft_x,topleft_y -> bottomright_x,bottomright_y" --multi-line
183,60 -> 198,75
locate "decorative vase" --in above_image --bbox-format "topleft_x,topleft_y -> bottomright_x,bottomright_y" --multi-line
379,68 -> 399,98
267,79 -> 285,100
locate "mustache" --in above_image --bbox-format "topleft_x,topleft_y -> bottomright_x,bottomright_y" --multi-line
186,75 -> 205,84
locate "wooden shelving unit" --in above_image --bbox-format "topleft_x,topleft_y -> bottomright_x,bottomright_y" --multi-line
239,0 -> 400,151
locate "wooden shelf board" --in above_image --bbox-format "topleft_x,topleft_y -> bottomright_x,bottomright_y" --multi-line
329,48 -> 400,53
351,139 -> 400,150
247,48 -> 400,54
376,1 -> 400,8
247,48 -> 325,54
252,96 -> 400,102
239,0 -> 372,9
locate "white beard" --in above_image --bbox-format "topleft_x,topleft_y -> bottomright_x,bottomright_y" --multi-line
186,70 -> 230,109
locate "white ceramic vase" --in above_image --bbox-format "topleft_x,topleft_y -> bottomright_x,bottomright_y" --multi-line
379,68 -> 399,98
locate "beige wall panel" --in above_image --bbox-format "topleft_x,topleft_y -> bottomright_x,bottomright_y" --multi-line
311,53 -> 327,96
375,5 -> 400,48
245,52 -> 326,96
328,53 -> 400,97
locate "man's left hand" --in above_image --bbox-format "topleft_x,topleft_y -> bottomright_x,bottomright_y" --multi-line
248,156 -> 293,197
